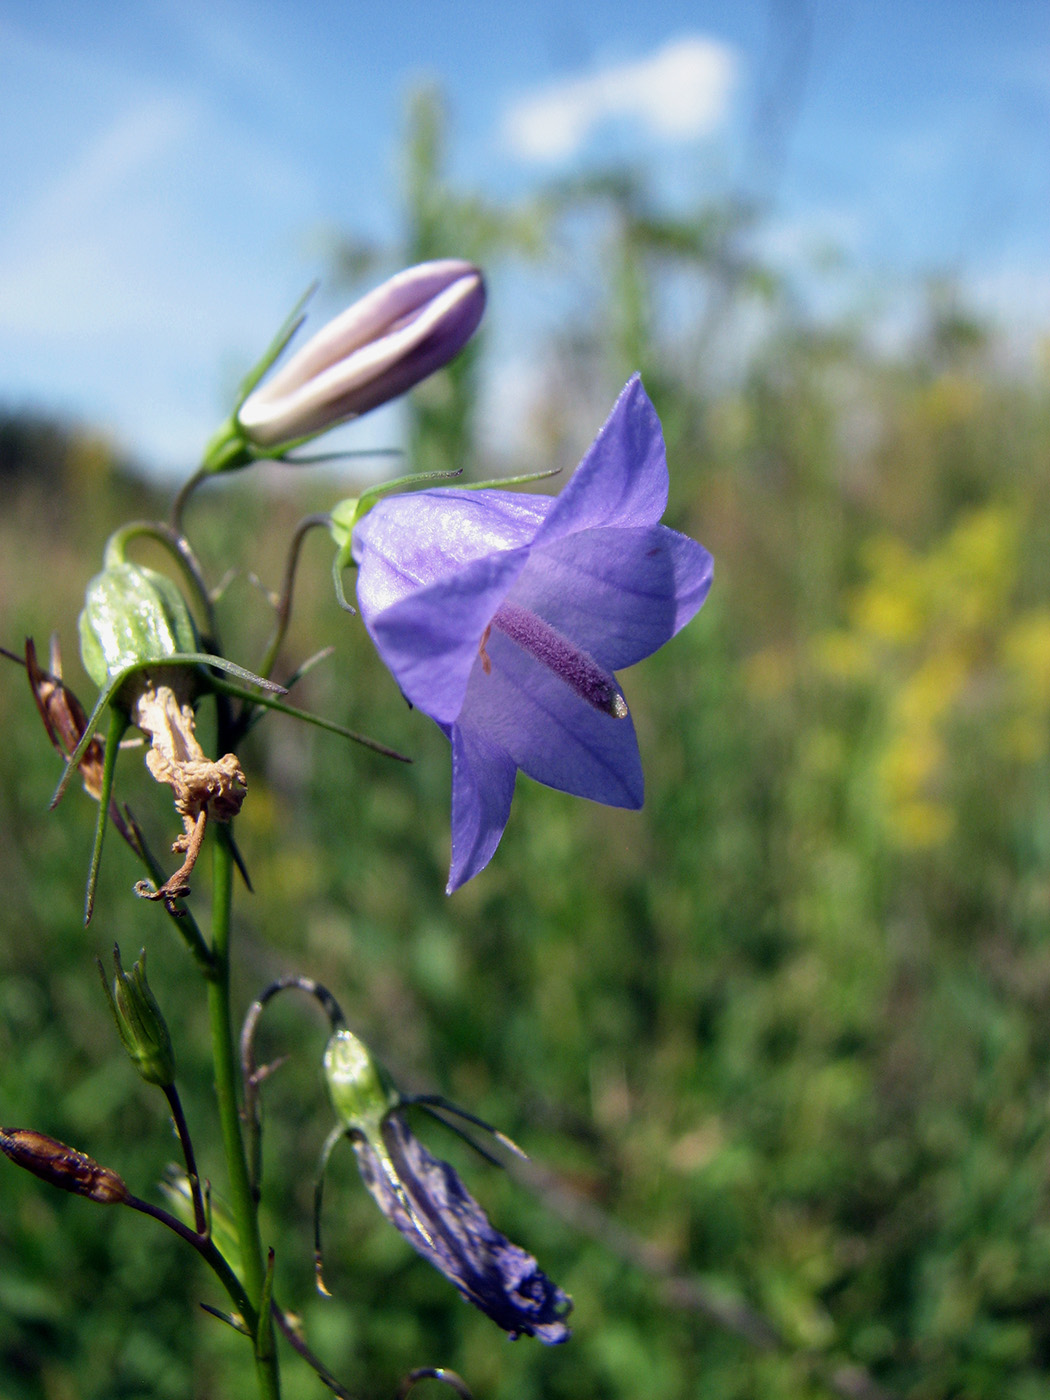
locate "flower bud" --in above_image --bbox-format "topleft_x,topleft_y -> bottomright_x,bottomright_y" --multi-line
78,560 -> 198,694
99,946 -> 176,1087
24,637 -> 107,801
0,1128 -> 129,1205
237,260 -> 486,448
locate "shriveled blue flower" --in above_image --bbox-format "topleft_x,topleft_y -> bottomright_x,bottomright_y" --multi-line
353,1112 -> 572,1344
351,375 -> 713,891
321,1024 -> 571,1344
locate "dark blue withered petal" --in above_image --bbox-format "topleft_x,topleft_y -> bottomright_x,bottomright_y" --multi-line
352,1112 -> 572,1344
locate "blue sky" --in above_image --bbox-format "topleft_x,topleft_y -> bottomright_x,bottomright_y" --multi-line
1,0 -> 1047,476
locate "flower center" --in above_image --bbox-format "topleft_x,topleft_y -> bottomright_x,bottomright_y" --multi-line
486,602 -> 629,719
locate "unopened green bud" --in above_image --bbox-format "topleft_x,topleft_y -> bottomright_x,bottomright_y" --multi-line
99,946 -> 176,1087
79,559 -> 198,694
323,1027 -> 400,1137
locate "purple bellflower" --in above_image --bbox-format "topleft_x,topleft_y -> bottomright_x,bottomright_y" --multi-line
351,375 -> 713,892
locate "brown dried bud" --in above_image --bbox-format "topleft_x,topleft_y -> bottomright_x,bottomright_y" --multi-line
25,637 -> 106,800
0,1127 -> 129,1205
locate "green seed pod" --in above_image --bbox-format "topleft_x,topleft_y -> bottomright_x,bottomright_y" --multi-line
99,946 -> 176,1088
323,1027 -> 400,1137
78,561 -> 198,694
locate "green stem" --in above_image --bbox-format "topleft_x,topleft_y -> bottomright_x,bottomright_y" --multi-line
83,707 -> 128,924
124,1191 -> 257,1330
256,514 -> 332,685
206,829 -> 281,1399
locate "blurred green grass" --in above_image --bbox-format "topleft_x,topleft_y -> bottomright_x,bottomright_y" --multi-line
3,322 -> 1050,1400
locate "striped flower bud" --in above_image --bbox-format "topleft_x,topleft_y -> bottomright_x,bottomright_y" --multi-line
237,260 -> 485,449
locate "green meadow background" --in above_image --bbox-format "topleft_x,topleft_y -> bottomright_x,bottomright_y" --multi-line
3,100 -> 1050,1400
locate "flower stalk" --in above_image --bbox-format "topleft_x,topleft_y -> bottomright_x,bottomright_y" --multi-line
205,831 -> 281,1399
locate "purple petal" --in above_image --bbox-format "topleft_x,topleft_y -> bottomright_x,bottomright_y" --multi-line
364,548 -> 529,724
446,723 -> 517,893
513,525 -> 714,670
533,376 -> 668,546
354,489 -> 549,615
458,629 -> 644,809
256,262 -> 483,400
349,375 -> 713,895
353,1114 -> 572,1343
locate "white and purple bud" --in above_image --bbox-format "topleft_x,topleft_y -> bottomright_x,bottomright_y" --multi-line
237,260 -> 486,449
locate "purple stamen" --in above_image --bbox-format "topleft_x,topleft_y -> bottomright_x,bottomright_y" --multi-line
491,602 -> 629,718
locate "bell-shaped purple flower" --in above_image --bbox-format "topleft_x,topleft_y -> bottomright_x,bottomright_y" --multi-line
238,260 -> 486,448
352,375 -> 713,891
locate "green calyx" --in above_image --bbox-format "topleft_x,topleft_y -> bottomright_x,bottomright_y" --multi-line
99,946 -> 176,1088
78,559 -> 199,694
322,1028 -> 400,1137
196,283 -> 318,477
200,416 -> 254,475
327,497 -> 360,553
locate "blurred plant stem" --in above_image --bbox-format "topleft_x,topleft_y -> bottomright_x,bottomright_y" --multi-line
205,829 -> 281,1399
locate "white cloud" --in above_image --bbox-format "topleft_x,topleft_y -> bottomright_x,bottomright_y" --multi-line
45,96 -> 194,216
503,36 -> 737,163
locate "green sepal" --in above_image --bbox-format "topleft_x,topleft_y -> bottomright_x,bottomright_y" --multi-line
98,945 -> 176,1087
210,677 -> 409,763
83,707 -> 127,924
327,497 -> 359,552
196,283 -> 319,477
461,466 -> 562,492
79,561 -> 199,692
327,468 -> 466,550
235,283 -> 317,408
